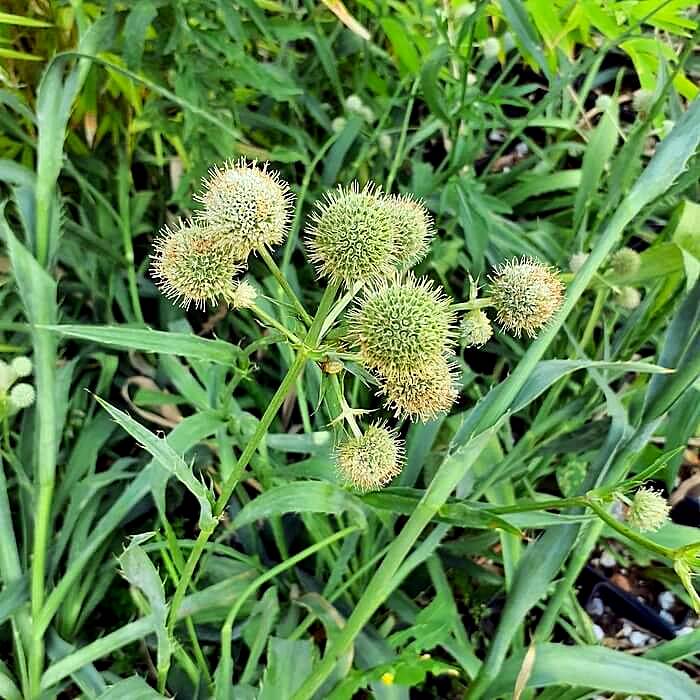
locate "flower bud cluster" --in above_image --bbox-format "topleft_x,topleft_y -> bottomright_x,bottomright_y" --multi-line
0,356 -> 35,418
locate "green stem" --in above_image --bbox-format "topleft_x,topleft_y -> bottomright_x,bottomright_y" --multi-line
451,297 -> 493,312
259,247 -> 313,326
250,304 -> 305,346
118,158 -> 144,323
580,288 -> 606,350
166,283 -> 338,638
385,77 -> 419,193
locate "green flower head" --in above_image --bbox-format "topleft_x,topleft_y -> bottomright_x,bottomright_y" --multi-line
336,422 -> 404,492
461,309 -> 493,347
627,487 -> 670,533
569,252 -> 588,273
10,356 -> 32,378
616,286 -> 641,310
9,383 -> 35,412
150,220 -> 242,310
611,247 -> 641,277
349,273 -> 456,378
195,158 -> 294,261
305,182 -> 397,286
381,193 -> 434,268
378,357 -> 459,423
488,257 -> 564,338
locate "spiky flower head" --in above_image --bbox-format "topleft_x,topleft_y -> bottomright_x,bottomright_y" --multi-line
461,310 -> 493,347
488,257 -> 564,338
378,357 -> 459,422
627,487 -> 670,532
229,279 -> 258,310
195,158 -> 293,261
305,183 -> 397,286
10,356 -> 32,378
616,286 -> 641,310
336,422 -> 404,492
381,193 -> 434,268
150,220 -> 243,310
349,273 -> 456,378
611,247 -> 641,277
569,252 -> 588,273
9,383 -> 35,411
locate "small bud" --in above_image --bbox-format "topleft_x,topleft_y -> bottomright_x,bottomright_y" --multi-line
381,193 -> 435,268
627,487 -> 670,532
595,95 -> 613,112
349,273 -> 456,378
336,423 -> 404,492
306,182 -> 398,286
380,672 -> 395,686
488,257 -> 564,338
344,94 -> 364,114
9,383 -> 35,411
616,286 -> 641,310
195,158 -> 294,261
331,116 -> 347,133
460,310 -> 493,347
632,88 -> 654,115
611,247 -> 641,277
150,220 -> 243,310
229,279 -> 258,310
378,133 -> 392,155
378,357 -> 459,423
569,252 -> 588,273
10,356 -> 32,378
482,37 -> 501,59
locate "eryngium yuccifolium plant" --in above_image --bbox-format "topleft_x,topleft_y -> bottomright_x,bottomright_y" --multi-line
378,357 -> 459,422
335,423 -> 404,492
349,273 -> 456,378
382,193 -> 434,268
461,309 -> 493,347
488,257 -> 564,338
195,158 -> 293,261
611,247 -> 641,277
305,182 -> 397,286
150,220 -> 243,310
626,487 -> 670,532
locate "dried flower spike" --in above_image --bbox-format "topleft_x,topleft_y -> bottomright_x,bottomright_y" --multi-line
336,422 -> 404,492
627,487 -> 670,533
305,182 -> 397,286
488,257 -> 564,338
349,273 -> 456,378
461,310 -> 493,347
381,193 -> 434,268
150,220 -> 243,310
378,357 -> 459,422
611,247 -> 641,277
195,158 -> 293,261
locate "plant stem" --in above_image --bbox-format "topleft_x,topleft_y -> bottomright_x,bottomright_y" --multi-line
385,76 -> 419,193
451,297 -> 493,312
165,283 -> 338,638
250,304 -> 305,346
259,247 -> 313,326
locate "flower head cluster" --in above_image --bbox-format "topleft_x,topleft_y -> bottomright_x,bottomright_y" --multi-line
488,257 -> 564,338
626,487 -> 670,533
0,356 -> 35,417
195,158 -> 293,261
150,220 -> 243,310
336,422 -> 404,492
305,183 -> 435,286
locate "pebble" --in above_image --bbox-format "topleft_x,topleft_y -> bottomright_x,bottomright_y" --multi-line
629,630 -> 649,647
659,610 -> 675,625
658,591 -> 675,610
600,550 -> 616,568
586,597 -> 604,617
592,624 -> 605,641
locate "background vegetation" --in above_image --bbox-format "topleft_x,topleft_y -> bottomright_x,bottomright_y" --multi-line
1,1 -> 699,698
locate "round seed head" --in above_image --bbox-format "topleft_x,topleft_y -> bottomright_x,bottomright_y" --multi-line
305,182 -> 397,286
632,88 -> 654,114
461,310 -> 493,347
10,356 -> 32,378
482,37 -> 501,59
627,487 -> 669,532
150,220 -> 242,310
229,279 -> 258,310
9,383 -> 35,410
611,247 -> 641,277
336,422 -> 404,492
378,357 -> 460,423
195,158 -> 293,260
381,193 -> 434,268
349,273 -> 456,377
488,257 -> 564,338
0,361 -> 16,392
616,286 -> 641,311
569,252 -> 588,273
